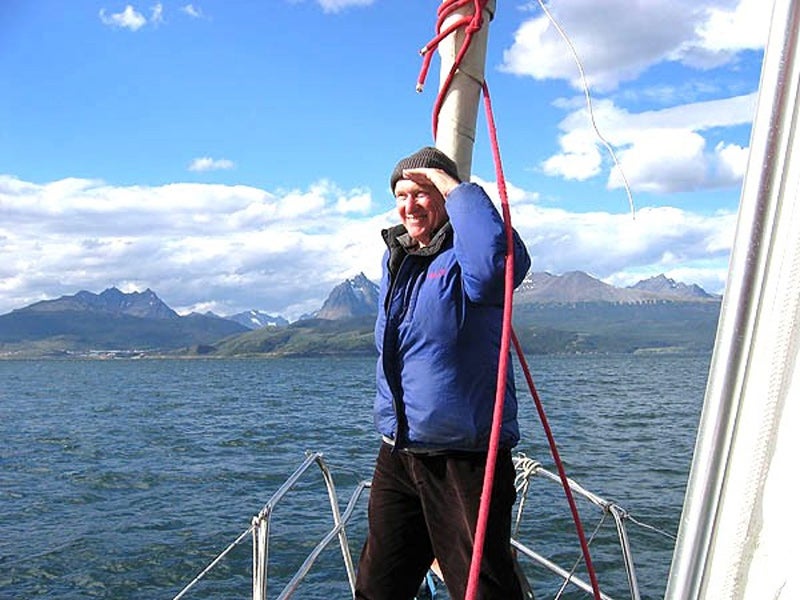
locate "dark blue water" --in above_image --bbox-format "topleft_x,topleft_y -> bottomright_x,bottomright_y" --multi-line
0,354 -> 709,599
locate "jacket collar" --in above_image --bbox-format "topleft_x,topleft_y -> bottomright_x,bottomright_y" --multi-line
382,221 -> 452,275
382,221 -> 451,254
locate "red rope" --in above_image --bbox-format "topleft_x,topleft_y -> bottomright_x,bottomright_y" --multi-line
510,327 -> 603,598
417,3 -> 603,599
463,79 -> 516,599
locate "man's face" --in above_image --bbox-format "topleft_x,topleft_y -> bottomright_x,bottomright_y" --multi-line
394,179 -> 447,247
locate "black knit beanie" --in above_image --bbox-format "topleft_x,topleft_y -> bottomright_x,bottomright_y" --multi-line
389,146 -> 461,192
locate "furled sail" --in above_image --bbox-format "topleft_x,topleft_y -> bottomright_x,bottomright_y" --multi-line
666,0 -> 800,597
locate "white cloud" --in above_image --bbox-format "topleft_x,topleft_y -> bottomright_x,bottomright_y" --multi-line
100,3 -> 207,29
181,4 -> 204,19
99,5 -> 148,31
0,175 -> 735,319
316,0 -> 375,14
188,157 -> 235,172
714,141 -> 749,183
509,202 -> 736,295
695,0 -> 767,54
541,127 -> 603,181
336,190 -> 372,214
611,129 -> 709,193
544,93 -> 757,193
469,174 -> 734,295
0,176 -> 389,320
500,0 -> 768,91
496,2 -> 763,195
150,3 -> 164,25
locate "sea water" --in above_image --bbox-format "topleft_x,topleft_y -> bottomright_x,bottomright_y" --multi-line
0,354 -> 709,599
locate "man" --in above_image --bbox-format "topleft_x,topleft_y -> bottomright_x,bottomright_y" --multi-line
355,146 -> 531,599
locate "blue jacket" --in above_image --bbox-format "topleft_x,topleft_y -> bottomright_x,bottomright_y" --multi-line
374,182 -> 531,451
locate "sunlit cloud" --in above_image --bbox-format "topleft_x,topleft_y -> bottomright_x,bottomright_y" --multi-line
499,0 -> 769,92
100,3 -> 205,29
695,0 -> 767,54
494,1 -> 763,198
541,94 -> 756,193
0,176 -> 389,319
99,5 -> 147,31
188,157 -> 235,172
150,3 -> 164,25
181,4 -> 204,19
0,175 -> 735,319
316,0 -> 375,14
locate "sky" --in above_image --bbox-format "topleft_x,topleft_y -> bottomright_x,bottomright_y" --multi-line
0,0 -> 771,320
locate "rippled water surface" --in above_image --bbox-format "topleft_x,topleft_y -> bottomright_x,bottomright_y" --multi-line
1,354 -> 709,599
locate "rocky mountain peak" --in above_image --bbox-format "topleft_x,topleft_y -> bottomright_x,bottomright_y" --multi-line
315,272 -> 379,320
227,309 -> 289,330
23,287 -> 179,319
629,274 -> 716,300
515,271 -> 718,304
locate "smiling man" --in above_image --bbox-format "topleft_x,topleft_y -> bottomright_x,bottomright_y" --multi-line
355,146 -> 532,599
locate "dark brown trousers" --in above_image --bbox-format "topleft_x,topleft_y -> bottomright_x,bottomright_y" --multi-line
355,443 -> 524,600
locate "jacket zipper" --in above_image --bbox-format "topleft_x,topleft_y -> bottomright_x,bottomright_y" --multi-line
382,253 -> 410,449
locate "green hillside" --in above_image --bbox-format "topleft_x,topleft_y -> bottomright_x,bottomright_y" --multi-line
512,301 -> 720,354
201,316 -> 377,357
187,301 -> 720,357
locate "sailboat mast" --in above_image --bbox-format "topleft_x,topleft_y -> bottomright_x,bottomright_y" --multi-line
434,1 -> 495,180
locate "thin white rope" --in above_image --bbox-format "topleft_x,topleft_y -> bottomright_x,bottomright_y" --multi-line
536,0 -> 636,219
555,513 -> 608,600
513,451 -> 679,599
628,513 -> 677,541
514,454 -> 676,541
171,525 -> 254,600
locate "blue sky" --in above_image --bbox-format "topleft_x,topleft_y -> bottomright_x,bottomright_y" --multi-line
0,0 -> 769,319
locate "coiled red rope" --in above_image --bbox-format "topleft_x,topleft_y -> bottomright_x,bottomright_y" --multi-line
417,3 -> 602,599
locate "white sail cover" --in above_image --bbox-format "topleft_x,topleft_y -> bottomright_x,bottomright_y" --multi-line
666,0 -> 800,598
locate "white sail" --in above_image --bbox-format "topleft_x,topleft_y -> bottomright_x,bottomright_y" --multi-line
665,0 -> 800,597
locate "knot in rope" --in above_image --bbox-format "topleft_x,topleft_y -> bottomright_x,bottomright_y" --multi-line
415,0 -> 490,135
465,13 -> 483,34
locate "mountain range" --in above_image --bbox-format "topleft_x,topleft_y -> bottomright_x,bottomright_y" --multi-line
516,271 -> 716,304
0,271 -> 721,357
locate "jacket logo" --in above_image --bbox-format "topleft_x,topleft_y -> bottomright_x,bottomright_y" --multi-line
427,268 -> 447,279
